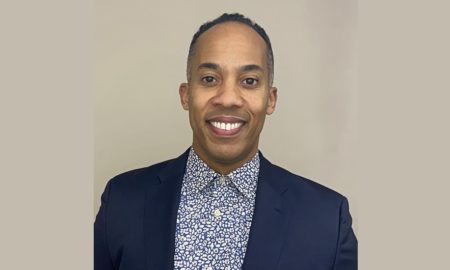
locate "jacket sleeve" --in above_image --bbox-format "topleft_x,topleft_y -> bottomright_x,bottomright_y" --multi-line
94,181 -> 115,270
332,197 -> 358,270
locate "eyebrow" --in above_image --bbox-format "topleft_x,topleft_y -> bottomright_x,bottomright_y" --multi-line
239,64 -> 263,73
197,62 -> 263,73
197,62 -> 220,71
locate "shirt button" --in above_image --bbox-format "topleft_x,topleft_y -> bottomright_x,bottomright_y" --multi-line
213,209 -> 223,217
206,267 -> 213,270
219,176 -> 226,184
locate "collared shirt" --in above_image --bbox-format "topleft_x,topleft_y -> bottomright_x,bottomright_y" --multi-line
174,148 -> 260,270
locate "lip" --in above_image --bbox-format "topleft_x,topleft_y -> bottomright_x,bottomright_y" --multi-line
206,115 -> 247,123
206,115 -> 246,137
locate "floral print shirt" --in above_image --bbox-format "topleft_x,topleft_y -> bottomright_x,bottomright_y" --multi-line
174,148 -> 260,270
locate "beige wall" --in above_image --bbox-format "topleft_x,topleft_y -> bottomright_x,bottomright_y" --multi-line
95,0 -> 358,233
5,0 -> 450,269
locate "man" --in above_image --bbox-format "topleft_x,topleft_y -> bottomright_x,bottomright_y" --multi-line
95,13 -> 357,270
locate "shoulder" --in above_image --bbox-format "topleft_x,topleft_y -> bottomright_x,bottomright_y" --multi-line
106,155 -> 182,193
99,153 -> 187,209
102,148 -> 189,196
105,148 -> 189,188
109,159 -> 171,185
263,158 -> 347,207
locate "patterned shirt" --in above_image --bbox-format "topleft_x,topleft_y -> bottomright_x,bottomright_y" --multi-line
174,148 -> 260,270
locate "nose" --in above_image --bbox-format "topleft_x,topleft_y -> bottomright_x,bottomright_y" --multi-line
211,79 -> 244,108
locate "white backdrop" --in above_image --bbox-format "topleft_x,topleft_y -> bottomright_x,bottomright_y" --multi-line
95,0 -> 358,233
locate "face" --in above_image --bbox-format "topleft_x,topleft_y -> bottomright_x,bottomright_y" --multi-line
179,22 -> 277,174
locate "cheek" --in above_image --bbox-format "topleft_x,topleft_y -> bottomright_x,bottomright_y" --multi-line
189,95 -> 210,121
248,97 -> 269,115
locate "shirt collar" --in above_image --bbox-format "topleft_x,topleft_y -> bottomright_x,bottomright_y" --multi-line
183,147 -> 260,200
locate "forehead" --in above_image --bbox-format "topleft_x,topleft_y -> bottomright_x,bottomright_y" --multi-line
193,22 -> 268,69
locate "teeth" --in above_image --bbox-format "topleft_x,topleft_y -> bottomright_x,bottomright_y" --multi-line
211,121 -> 243,131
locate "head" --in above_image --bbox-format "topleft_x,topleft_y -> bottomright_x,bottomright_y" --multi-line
179,13 -> 278,174
186,13 -> 275,86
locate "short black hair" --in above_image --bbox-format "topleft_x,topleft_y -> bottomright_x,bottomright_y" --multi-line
186,13 -> 274,86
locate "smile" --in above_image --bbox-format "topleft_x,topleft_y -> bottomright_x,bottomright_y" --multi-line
206,116 -> 246,137
210,121 -> 243,131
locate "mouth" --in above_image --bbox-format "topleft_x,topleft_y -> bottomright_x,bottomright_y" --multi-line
206,116 -> 246,137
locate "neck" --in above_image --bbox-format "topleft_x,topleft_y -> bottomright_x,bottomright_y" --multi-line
191,146 -> 258,175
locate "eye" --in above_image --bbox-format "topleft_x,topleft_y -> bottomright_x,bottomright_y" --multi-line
242,77 -> 258,86
201,76 -> 217,84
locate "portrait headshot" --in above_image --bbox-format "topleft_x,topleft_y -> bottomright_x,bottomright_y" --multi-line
95,1 -> 357,270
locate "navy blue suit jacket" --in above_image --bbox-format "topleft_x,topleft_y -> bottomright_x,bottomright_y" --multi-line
95,149 -> 357,270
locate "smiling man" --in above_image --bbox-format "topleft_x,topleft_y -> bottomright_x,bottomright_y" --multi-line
179,18 -> 277,175
95,13 -> 357,270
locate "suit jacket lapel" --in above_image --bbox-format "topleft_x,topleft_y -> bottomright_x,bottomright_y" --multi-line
144,150 -> 189,270
242,154 -> 291,270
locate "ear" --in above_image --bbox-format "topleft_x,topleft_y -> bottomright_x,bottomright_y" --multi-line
266,86 -> 278,115
179,83 -> 190,111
